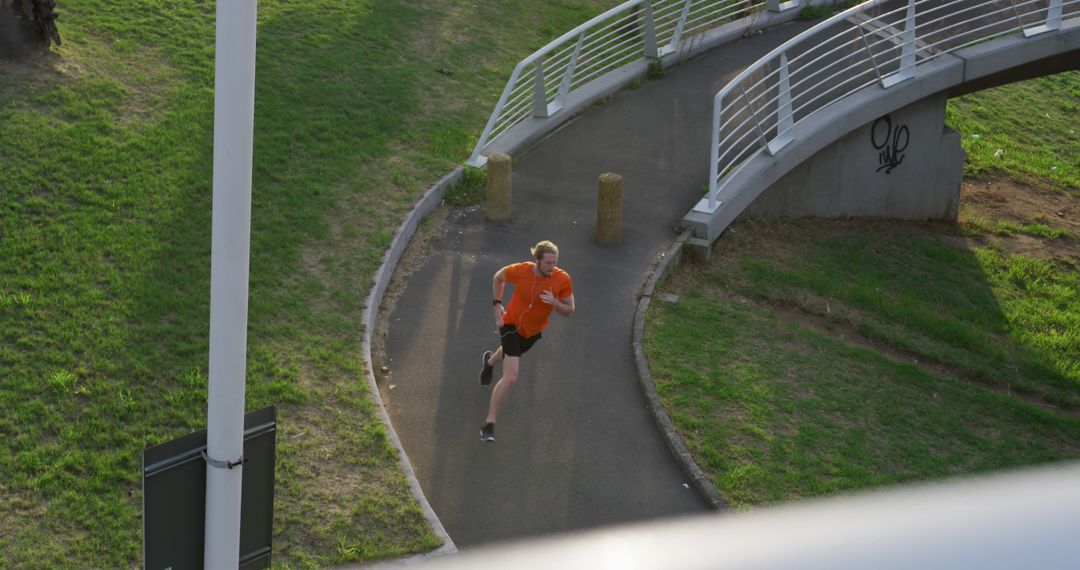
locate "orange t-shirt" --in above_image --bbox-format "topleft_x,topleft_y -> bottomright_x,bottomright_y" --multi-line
502,262 -> 573,338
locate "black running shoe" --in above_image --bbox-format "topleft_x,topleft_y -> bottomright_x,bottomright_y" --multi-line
479,350 -> 494,386
480,422 -> 495,442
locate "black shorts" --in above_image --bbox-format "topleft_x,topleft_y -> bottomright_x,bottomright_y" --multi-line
500,324 -> 541,357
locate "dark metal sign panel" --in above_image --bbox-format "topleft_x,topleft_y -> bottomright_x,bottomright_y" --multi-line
143,405 -> 276,570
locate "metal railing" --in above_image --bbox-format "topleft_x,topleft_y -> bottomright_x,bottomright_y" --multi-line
700,0 -> 1079,213
467,0 -> 813,167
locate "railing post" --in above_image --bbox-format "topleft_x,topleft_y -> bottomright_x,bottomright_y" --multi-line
1046,0 -> 1063,29
556,33 -> 586,111
532,59 -> 550,117
663,0 -> 693,56
1024,0 -> 1063,37
769,52 -> 794,155
642,1 -> 661,58
883,0 -> 916,88
767,0 -> 801,13
694,93 -> 724,214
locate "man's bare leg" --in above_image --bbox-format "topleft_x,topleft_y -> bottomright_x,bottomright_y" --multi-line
485,355 -> 519,424
487,346 -> 504,367
480,346 -> 505,386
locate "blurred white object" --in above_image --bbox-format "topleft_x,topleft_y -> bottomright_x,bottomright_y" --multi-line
400,462 -> 1080,570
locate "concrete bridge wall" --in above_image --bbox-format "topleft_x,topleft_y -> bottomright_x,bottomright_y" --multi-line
744,93 -> 963,221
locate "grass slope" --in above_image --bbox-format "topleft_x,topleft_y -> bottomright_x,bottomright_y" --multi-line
947,71 -> 1079,191
0,0 -> 611,567
647,220 -> 1080,508
645,72 -> 1080,509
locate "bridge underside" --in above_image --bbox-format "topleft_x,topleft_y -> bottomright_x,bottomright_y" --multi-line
948,48 -> 1079,97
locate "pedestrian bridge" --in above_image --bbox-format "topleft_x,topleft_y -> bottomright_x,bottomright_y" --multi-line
684,0 -> 1080,243
467,0 -> 1079,244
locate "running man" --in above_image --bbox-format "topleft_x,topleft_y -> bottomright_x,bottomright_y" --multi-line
479,240 -> 575,442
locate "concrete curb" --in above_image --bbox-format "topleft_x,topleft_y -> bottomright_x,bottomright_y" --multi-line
632,231 -> 727,510
351,167 -> 465,566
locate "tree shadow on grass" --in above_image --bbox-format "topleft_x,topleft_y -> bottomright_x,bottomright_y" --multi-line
0,2 -> 49,61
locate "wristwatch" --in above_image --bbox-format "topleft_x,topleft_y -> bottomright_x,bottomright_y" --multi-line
492,299 -> 502,306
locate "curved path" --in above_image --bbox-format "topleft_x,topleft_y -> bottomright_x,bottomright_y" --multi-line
381,20 -> 819,548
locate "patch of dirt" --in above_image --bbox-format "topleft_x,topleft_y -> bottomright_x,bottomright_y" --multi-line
951,174 -> 1080,265
0,46 -> 57,104
1,22 -> 181,128
962,176 -> 1080,233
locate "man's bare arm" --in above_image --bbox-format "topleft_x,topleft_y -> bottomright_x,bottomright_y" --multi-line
492,267 -> 508,326
555,293 -> 575,317
493,267 -> 508,301
540,291 -> 575,318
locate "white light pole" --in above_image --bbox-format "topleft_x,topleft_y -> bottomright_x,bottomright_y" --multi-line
205,0 -> 258,568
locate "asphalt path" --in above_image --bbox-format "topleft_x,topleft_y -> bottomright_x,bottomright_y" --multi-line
382,20 -> 818,548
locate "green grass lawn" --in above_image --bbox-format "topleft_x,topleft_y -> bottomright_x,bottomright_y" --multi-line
646,220 -> 1080,508
947,71 -> 1079,191
712,222 -> 1078,407
0,0 -> 610,567
645,72 -> 1080,509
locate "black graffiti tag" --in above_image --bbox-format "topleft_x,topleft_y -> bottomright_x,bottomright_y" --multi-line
871,115 -> 909,174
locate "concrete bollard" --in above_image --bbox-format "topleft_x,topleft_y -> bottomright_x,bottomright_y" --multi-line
485,153 -> 512,221
596,172 -> 623,245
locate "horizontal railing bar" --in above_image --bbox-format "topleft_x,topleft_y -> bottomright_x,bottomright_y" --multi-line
786,36 -> 869,91
684,15 -> 739,33
914,3 -> 1025,40
684,1 -> 746,23
925,17 -> 1027,53
715,128 -> 762,170
915,12 -> 1029,51
652,3 -> 685,22
492,102 -> 533,131
580,26 -> 644,56
652,5 -> 685,24
790,72 -> 878,120
571,58 -> 640,90
569,41 -> 644,84
501,86 -> 537,112
786,55 -> 873,106
520,1 -> 647,66
683,2 -> 753,26
715,120 -> 758,159
572,45 -> 642,83
734,53 -> 873,129
579,26 -> 641,55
